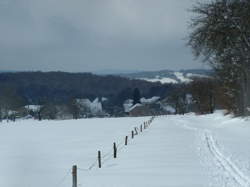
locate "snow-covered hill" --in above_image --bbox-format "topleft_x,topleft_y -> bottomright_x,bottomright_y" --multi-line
0,112 -> 249,187
120,69 -> 212,84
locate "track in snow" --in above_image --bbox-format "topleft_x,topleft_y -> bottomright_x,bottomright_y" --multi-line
204,131 -> 250,187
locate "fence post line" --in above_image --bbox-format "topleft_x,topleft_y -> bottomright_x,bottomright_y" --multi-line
72,165 -> 77,187
134,127 -> 138,135
125,136 -> 128,145
98,151 -> 102,168
113,142 -> 117,158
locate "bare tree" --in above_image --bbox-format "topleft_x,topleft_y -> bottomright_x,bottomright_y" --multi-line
188,0 -> 250,116
189,78 -> 216,114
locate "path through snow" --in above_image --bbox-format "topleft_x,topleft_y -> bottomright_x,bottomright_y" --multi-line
171,112 -> 250,187
204,131 -> 250,187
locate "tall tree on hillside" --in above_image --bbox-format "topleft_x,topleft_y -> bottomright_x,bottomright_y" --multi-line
114,88 -> 133,107
40,103 -> 58,120
0,85 -> 25,119
167,84 -> 188,115
67,98 -> 81,119
189,78 -> 216,114
133,88 -> 141,105
188,0 -> 250,116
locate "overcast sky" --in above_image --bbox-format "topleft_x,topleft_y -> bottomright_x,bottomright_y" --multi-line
0,0 -> 208,73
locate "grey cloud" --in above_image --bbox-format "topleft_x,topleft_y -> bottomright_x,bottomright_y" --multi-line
0,0 -> 206,72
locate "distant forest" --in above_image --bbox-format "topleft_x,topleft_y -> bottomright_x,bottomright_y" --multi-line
0,71 -> 174,107
0,71 -> 234,120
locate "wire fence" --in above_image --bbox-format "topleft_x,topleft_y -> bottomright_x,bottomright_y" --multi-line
55,116 -> 157,187
55,169 -> 72,187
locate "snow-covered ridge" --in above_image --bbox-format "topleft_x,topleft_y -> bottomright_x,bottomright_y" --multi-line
140,72 -> 207,84
140,77 -> 178,84
120,69 -> 212,84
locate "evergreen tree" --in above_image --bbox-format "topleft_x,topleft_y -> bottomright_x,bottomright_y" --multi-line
133,88 -> 141,105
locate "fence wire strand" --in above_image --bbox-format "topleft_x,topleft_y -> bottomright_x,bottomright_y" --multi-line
55,169 -> 71,187
57,117 -> 156,186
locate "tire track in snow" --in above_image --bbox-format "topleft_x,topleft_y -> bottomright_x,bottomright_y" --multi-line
172,118 -> 250,186
204,131 -> 250,187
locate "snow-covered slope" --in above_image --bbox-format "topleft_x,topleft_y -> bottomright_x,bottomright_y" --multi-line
141,77 -> 179,84
120,69 -> 212,84
0,112 -> 249,187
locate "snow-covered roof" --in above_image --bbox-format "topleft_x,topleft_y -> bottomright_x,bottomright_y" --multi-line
127,103 -> 143,113
76,98 -> 102,114
140,96 -> 160,104
24,105 -> 41,112
162,105 -> 176,113
174,72 -> 192,83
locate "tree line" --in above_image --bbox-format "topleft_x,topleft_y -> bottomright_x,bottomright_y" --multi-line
0,71 -> 236,120
0,71 -> 175,120
188,0 -> 250,116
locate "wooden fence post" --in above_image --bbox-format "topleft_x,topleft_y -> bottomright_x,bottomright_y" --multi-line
132,130 -> 134,139
72,165 -> 77,187
98,151 -> 102,168
134,127 -> 138,135
125,136 -> 128,145
113,142 -> 117,158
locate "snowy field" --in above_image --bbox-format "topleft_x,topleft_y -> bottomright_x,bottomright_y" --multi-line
0,112 -> 250,187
